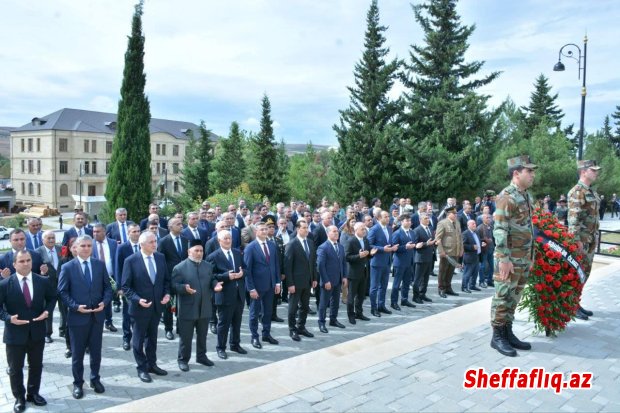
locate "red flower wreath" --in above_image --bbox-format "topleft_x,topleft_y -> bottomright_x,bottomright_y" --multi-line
518,208 -> 585,336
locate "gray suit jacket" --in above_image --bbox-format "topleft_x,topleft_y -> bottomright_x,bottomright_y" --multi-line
171,258 -> 217,320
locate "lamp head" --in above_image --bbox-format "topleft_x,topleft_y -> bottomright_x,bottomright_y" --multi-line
553,61 -> 565,72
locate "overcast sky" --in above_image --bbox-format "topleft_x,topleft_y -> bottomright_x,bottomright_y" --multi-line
1,0 -> 618,146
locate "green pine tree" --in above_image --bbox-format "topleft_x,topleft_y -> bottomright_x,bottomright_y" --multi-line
246,94 -> 281,200
332,0 -> 401,203
104,1 -> 152,223
275,139 -> 290,201
210,121 -> 246,193
180,120 -> 214,200
611,106 -> 620,156
398,0 -> 500,202
521,74 -> 565,132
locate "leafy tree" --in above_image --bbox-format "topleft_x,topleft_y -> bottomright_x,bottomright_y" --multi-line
521,74 -> 565,134
610,106 -> 620,156
104,1 -> 152,223
332,0 -> 401,203
210,121 -> 246,193
288,143 -> 329,207
398,0 -> 501,202
491,97 -> 527,145
246,94 -> 282,200
584,128 -> 620,196
180,120 -> 214,201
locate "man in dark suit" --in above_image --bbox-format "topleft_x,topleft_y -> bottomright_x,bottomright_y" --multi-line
91,224 -> 118,333
139,203 -> 168,231
345,222 -> 376,324
105,207 -> 133,244
411,213 -> 436,303
207,231 -> 247,359
36,230 -> 63,343
476,213 -> 495,288
61,212 -> 93,247
316,226 -> 348,333
458,204 -> 475,232
121,232 -> 171,383
24,217 -> 43,251
244,222 -> 281,349
390,214 -> 417,310
172,239 -> 220,371
367,210 -> 398,317
58,235 -> 112,399
114,223 -> 141,351
1,229 -> 48,280
0,250 -> 56,412
182,211 -> 209,247
198,208 -> 215,237
283,219 -> 317,341
213,213 -> 242,250
461,220 -> 484,293
157,217 -> 188,340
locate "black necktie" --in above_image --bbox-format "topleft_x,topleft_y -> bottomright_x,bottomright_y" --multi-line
227,250 -> 235,271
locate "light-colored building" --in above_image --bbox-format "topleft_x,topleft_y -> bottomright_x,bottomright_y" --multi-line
10,108 -> 215,214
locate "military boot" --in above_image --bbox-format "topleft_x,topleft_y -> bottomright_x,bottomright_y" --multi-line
505,323 -> 531,350
490,325 -> 517,357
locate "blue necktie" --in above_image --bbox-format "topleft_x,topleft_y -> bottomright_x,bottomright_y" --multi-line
121,223 -> 127,243
175,236 -> 182,254
33,234 -> 39,249
134,244 -> 139,253
147,256 -> 156,284
83,261 -> 91,287
227,250 -> 235,271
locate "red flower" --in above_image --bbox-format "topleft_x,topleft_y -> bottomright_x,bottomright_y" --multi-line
536,236 -> 543,243
535,284 -> 544,292
553,280 -> 562,288
545,274 -> 554,283
546,250 -> 555,259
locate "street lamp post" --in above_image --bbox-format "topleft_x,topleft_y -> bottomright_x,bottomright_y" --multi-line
553,35 -> 587,160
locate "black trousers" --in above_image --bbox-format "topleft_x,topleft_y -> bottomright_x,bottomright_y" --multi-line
177,318 -> 208,362
163,299 -> 175,332
287,286 -> 310,330
6,340 -> 45,398
216,298 -> 244,350
413,261 -> 433,297
132,310 -> 161,373
347,276 -> 367,316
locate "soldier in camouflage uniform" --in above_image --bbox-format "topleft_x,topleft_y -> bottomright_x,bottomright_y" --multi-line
490,155 -> 537,357
567,159 -> 601,321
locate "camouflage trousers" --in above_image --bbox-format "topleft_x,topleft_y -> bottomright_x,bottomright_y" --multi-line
581,243 -> 596,282
490,263 -> 531,327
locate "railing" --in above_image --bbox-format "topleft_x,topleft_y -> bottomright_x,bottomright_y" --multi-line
596,229 -> 620,257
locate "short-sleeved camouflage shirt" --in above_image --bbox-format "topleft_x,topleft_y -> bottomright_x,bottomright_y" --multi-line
493,182 -> 535,266
567,180 -> 600,245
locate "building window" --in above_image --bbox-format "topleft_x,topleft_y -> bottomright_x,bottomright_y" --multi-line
37,183 -> 41,196
88,185 -> 96,196
156,144 -> 161,155
59,161 -> 68,174
28,183 -> 34,195
28,138 -> 33,152
21,160 -> 25,173
173,181 -> 179,192
84,140 -> 90,153
84,161 -> 90,174
59,138 -> 68,152
161,144 -> 166,156
172,163 -> 179,174
173,145 -> 179,156
21,139 -> 25,152
59,184 -> 69,197
161,163 -> 166,173
91,140 -> 97,153
37,160 -> 41,174
28,160 -> 34,173
21,183 -> 25,194
106,141 -> 113,154
156,163 -> 161,174
106,161 -> 110,174
92,161 -> 97,175
36,138 -> 41,152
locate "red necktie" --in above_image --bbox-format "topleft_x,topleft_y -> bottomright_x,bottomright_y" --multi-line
99,242 -> 105,262
262,242 -> 270,263
22,277 -> 32,307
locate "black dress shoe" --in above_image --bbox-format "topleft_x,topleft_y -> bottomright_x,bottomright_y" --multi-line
487,281 -> 495,287
197,357 -> 214,367
65,349 -> 72,358
262,335 -> 279,345
26,393 -> 47,406
329,320 -> 346,328
210,323 -> 217,334
251,338 -> 262,349
356,314 -> 371,321
430,272 -> 437,277
445,290 -> 459,296
378,307 -> 392,315
413,297 -> 424,304
290,330 -> 301,342
421,295 -> 433,303
123,340 -> 131,351
470,286 -> 481,291
44,336 -> 53,344
89,380 -> 105,394
178,361 -> 190,371
230,345 -> 248,354
308,308 -> 317,315
461,288 -> 472,293
14,397 -> 26,413
149,365 -> 168,376
318,323 -> 328,333
401,300 -> 416,308
165,331 -> 175,340
439,291 -> 447,298
579,306 -> 594,317
271,315 -> 284,323
348,316 -> 356,324
138,371 -> 152,383
575,309 -> 589,320
390,303 -> 401,311
217,349 -> 228,359
371,309 -> 381,317
298,327 -> 314,338
72,385 -> 84,399
479,282 -> 488,288
59,331 -> 66,338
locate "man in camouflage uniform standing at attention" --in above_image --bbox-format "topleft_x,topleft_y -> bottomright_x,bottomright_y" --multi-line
490,155 -> 537,357
567,160 -> 601,321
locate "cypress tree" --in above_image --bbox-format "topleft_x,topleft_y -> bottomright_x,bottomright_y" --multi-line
611,106 -> 620,156
332,0 -> 401,203
104,1 -> 152,223
180,120 -> 214,200
399,0 -> 500,201
210,121 -> 246,193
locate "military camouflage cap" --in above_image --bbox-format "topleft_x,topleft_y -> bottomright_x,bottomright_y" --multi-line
507,155 -> 537,169
577,160 -> 601,170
